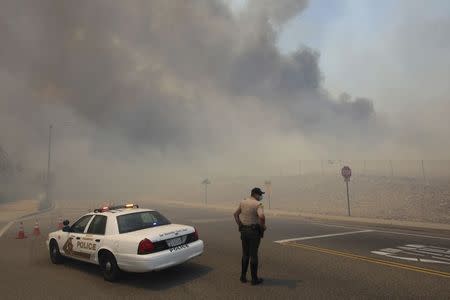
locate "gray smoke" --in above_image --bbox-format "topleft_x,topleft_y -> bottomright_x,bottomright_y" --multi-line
0,0 -> 382,202
0,0 -> 376,148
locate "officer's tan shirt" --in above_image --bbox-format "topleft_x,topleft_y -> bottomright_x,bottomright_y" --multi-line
236,197 -> 265,225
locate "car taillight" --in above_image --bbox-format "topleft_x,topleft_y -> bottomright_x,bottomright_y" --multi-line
193,228 -> 199,241
138,238 -> 155,255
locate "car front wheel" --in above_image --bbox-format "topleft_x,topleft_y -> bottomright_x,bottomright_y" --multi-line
49,240 -> 64,264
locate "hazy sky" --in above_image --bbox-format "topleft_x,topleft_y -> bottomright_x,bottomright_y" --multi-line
234,0 -> 450,110
230,0 -> 450,158
277,0 -> 450,112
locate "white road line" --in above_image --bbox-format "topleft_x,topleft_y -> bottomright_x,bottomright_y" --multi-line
189,218 -> 232,224
372,229 -> 450,241
274,229 -> 373,244
0,221 -> 14,238
308,222 -> 365,230
305,221 -> 450,241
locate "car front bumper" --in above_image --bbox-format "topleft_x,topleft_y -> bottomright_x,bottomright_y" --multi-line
116,240 -> 204,273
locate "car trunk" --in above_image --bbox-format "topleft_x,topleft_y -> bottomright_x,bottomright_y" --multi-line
123,224 -> 193,243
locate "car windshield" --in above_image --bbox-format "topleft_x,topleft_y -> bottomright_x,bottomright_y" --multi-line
117,211 -> 171,234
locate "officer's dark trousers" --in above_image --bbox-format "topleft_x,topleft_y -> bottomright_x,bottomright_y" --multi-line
241,229 -> 261,280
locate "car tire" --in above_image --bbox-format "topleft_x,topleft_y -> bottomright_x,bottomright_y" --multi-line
49,240 -> 64,264
100,252 -> 121,282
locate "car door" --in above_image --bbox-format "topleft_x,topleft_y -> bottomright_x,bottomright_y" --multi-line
62,215 -> 94,261
85,215 -> 108,263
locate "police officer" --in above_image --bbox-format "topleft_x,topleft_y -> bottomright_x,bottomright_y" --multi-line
233,187 -> 266,285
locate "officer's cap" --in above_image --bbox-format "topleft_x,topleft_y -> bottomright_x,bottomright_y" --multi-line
251,187 -> 265,196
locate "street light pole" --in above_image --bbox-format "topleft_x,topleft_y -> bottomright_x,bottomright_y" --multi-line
46,124 -> 53,205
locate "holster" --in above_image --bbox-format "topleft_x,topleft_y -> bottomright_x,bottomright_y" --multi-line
255,224 -> 265,238
241,224 -> 264,238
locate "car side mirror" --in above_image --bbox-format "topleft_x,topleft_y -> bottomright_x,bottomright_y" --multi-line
62,220 -> 71,232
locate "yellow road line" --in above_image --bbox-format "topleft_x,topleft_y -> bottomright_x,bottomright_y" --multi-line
281,242 -> 450,279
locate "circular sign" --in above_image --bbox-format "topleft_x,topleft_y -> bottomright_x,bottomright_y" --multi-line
341,166 -> 352,180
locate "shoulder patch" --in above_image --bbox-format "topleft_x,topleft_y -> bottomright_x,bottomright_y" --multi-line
258,203 -> 264,208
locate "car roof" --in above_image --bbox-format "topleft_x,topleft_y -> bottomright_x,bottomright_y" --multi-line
91,208 -> 156,217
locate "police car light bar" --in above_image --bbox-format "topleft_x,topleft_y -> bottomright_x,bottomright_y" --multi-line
94,204 -> 139,213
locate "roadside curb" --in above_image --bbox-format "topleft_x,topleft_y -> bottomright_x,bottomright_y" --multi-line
164,201 -> 450,232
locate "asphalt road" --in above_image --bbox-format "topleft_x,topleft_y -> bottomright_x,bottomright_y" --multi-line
1,203 -> 449,299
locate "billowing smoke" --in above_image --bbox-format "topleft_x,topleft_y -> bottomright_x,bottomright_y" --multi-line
0,0 -> 381,201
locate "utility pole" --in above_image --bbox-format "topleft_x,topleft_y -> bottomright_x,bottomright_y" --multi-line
46,124 -> 53,205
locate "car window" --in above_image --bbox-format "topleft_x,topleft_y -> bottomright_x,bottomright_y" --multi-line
71,215 -> 93,233
87,215 -> 107,235
117,211 -> 171,234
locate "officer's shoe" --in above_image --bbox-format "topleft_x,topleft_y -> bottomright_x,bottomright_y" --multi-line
240,276 -> 248,283
251,278 -> 263,285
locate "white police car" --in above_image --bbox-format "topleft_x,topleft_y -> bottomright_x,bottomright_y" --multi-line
46,204 -> 204,281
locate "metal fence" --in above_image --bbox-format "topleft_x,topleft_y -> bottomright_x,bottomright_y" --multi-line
273,160 -> 450,181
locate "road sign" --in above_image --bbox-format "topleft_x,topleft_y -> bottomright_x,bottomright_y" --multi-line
341,166 -> 352,181
341,166 -> 352,216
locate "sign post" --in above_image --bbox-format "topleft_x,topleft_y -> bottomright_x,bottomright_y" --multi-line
264,180 -> 272,209
341,166 -> 352,216
201,179 -> 211,205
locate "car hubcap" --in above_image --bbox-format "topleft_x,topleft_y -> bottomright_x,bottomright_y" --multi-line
105,261 -> 112,272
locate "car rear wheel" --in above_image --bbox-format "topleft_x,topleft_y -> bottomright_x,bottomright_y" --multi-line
100,252 -> 121,282
49,240 -> 64,264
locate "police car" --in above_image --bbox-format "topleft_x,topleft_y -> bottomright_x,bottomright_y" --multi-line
46,204 -> 204,281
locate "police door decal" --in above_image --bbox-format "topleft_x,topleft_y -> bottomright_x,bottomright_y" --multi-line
78,236 -> 97,251
62,236 -> 91,260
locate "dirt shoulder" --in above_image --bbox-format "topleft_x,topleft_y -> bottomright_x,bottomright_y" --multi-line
0,199 -> 39,223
